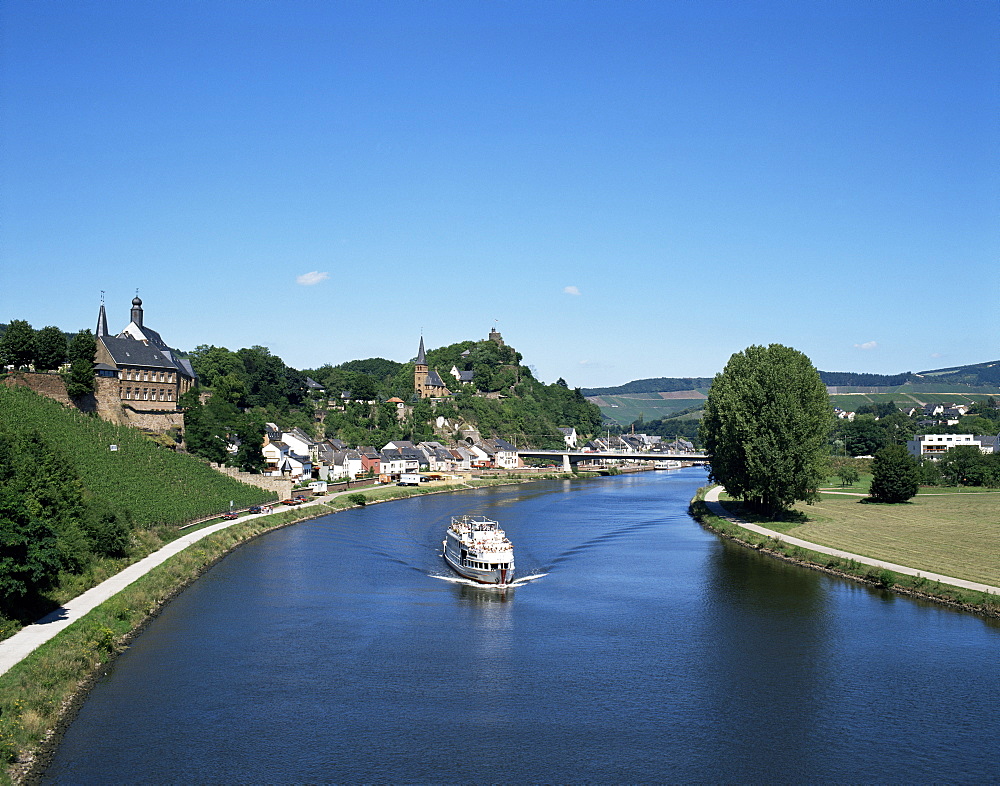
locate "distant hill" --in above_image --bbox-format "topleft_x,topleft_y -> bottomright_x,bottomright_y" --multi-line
582,377 -> 714,397
915,360 -> 1000,387
585,359 -> 1000,426
583,360 -> 1000,398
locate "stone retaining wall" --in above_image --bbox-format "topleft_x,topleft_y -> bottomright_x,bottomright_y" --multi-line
211,465 -> 292,499
3,371 -> 73,406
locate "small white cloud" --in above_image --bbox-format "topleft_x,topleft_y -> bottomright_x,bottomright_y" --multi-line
564,285 -> 581,296
929,352 -> 943,359
853,341 -> 878,350
296,271 -> 330,286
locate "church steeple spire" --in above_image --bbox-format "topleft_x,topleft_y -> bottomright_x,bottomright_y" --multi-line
96,292 -> 109,337
416,335 -> 427,365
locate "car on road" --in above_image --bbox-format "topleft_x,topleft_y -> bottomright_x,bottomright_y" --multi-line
248,505 -> 262,514
281,498 -> 303,506
221,512 -> 239,520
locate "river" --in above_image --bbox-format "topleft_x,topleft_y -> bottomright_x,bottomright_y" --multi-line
42,468 -> 1000,783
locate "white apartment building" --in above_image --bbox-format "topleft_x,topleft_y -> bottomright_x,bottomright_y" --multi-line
906,434 -> 996,460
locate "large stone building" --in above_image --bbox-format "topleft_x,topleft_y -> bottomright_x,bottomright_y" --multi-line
94,296 -> 197,414
413,336 -> 451,399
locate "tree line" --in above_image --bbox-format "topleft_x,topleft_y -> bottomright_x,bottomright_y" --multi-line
0,320 -> 97,397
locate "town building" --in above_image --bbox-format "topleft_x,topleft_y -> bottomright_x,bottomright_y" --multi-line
413,336 -> 451,399
906,434 -> 998,460
93,296 -> 197,424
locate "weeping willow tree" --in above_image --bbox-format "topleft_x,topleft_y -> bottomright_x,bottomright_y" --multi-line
700,344 -> 832,515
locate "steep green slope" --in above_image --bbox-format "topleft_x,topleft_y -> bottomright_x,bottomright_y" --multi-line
0,386 -> 274,527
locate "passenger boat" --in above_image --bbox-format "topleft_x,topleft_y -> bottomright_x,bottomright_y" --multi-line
443,515 -> 515,585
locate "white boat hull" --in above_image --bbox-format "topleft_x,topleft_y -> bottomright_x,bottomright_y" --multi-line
442,518 -> 515,585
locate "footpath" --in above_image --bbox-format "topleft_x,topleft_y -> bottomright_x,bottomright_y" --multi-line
703,486 -> 1000,595
0,494 -> 347,678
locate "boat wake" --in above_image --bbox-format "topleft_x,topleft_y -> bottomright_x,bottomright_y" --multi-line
429,571 -> 546,589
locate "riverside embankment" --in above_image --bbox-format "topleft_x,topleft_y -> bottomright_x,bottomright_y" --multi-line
0,470 -> 594,783
691,485 -> 1000,618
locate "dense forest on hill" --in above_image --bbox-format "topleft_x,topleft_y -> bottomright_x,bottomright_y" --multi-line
0,385 -> 273,623
304,338 -> 602,448
181,337 -> 601,454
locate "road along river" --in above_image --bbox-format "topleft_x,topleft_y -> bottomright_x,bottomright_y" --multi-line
42,468 -> 1000,783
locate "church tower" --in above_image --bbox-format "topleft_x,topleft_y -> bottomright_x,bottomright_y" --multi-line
414,336 -> 429,398
130,296 -> 144,329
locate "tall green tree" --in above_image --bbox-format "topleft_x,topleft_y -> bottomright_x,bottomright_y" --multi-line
938,444 -> 988,487
0,320 -> 36,369
64,329 -> 96,398
232,412 -> 266,473
699,344 -> 832,514
868,444 -> 920,502
33,326 -> 68,372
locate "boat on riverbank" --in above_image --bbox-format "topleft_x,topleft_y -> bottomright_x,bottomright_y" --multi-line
443,515 -> 515,585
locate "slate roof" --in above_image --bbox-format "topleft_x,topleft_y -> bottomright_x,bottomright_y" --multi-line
101,335 -> 179,370
425,369 -> 447,388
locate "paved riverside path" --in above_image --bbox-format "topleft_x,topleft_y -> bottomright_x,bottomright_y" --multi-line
703,486 -> 1000,596
0,494 -> 349,678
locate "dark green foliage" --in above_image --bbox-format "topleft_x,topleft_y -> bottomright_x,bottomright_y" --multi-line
233,412 -> 267,473
179,392 -> 234,464
937,445 -> 994,487
347,493 -> 367,506
855,401 -> 900,418
700,344 -> 832,514
0,433 -> 63,610
868,445 -> 919,502
836,465 -> 860,487
837,415 -> 888,457
918,457 -> 943,486
33,326 -> 68,372
64,329 -> 96,398
0,427 -> 131,612
0,320 -> 35,369
189,344 -> 306,411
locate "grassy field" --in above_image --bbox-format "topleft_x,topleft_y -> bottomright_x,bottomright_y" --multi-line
721,489 -> 1000,588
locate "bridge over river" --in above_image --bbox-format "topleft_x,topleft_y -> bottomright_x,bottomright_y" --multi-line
516,448 -> 709,473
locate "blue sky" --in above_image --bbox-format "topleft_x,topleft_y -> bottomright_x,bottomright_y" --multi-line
2,1 -> 997,388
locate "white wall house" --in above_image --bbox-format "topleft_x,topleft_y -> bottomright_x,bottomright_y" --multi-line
906,434 -> 994,460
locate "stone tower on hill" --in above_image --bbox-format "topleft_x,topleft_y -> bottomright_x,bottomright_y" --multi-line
413,336 -> 451,399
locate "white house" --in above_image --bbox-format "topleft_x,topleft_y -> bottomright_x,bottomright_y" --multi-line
906,434 -> 995,460
557,427 -> 578,449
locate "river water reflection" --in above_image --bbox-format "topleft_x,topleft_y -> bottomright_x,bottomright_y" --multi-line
44,468 -> 1000,782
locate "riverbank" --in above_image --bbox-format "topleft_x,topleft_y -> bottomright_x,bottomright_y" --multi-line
689,486 -> 1000,620
1,470 -> 600,784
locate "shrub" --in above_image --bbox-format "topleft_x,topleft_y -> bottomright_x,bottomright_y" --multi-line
347,493 -> 367,507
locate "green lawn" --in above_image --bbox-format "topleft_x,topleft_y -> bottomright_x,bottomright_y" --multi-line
723,491 -> 1000,587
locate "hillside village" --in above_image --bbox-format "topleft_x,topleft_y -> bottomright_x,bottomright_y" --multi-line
0,296 -> 607,482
